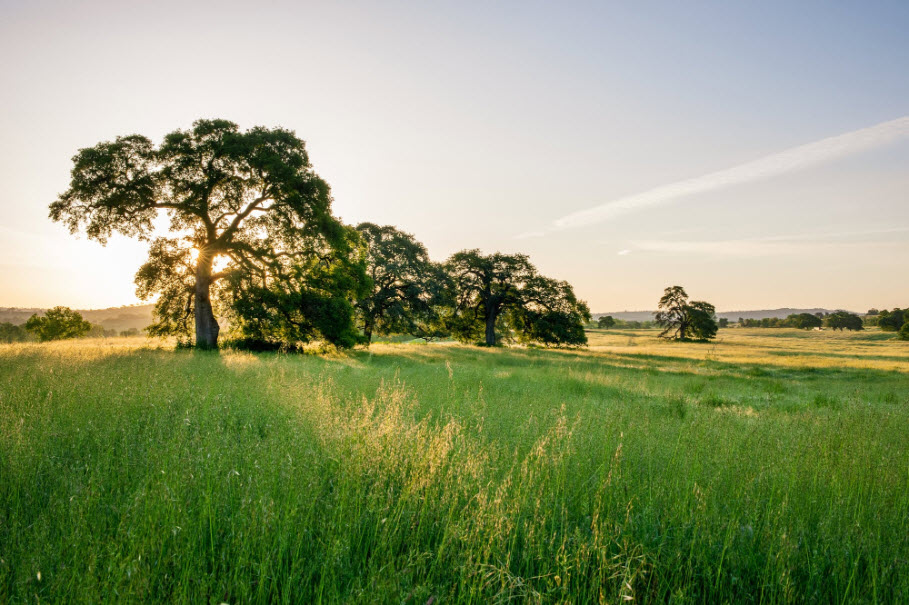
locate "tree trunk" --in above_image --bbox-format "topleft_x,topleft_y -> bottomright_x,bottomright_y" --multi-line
485,310 -> 497,346
194,250 -> 220,350
363,318 -> 374,347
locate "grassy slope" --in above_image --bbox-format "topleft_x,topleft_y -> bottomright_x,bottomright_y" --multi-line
1,329 -> 908,603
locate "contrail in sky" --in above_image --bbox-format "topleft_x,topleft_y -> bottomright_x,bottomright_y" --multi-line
553,115 -> 909,230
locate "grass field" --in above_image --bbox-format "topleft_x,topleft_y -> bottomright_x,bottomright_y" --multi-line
2,328 -> 908,603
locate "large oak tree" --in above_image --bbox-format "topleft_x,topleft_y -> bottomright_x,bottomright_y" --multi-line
355,223 -> 446,344
446,250 -> 589,346
51,119 -> 348,348
654,285 -> 718,341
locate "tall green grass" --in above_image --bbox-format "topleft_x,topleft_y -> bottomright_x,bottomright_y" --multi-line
1,334 -> 908,602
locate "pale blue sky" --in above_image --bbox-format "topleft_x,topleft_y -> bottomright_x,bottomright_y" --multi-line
1,0 -> 907,311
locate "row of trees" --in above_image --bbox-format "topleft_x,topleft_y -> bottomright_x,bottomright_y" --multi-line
738,311 -> 864,331
872,308 -> 909,340
51,119 -> 590,349
0,307 -> 144,343
866,308 -> 907,332
595,316 -> 659,330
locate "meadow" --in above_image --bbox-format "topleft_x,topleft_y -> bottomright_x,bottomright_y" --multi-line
1,328 -> 908,603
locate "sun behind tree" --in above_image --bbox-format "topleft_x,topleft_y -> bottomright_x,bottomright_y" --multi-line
50,119 -> 353,349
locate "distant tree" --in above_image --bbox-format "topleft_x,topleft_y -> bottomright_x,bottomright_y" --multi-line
718,317 -> 729,328
654,286 -> 718,341
354,223 -> 446,344
24,307 -> 92,342
446,250 -> 589,346
825,311 -> 863,331
597,315 -> 616,329
878,309 -> 905,332
862,314 -> 880,327
618,320 -> 645,329
866,308 -> 880,316
120,328 -> 140,337
0,322 -> 28,343
86,324 -> 118,338
900,321 -> 909,341
51,119 -> 350,349
687,301 -> 719,341
787,313 -> 823,330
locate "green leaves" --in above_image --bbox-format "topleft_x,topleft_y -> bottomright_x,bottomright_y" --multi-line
825,311 -> 864,331
24,307 -> 92,342
355,223 -> 447,343
226,226 -> 369,349
51,119 -> 347,348
655,286 -> 718,341
446,250 -> 589,346
50,135 -> 159,243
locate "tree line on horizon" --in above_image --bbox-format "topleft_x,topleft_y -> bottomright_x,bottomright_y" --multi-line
0,306 -> 143,343
48,119 -> 590,350
24,118 -> 909,349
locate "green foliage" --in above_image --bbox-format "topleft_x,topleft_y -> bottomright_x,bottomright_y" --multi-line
787,312 -> 823,329
86,324 -> 118,338
510,275 -> 590,346
355,223 -> 450,344
654,286 -> 718,341
718,317 -> 729,328
597,315 -> 616,329
612,318 -> 656,329
899,321 -> 909,341
878,308 -> 906,332
135,237 -> 198,339
52,119 -> 349,349
23,307 -> 92,341
0,322 -> 28,343
825,311 -> 864,331
446,250 -> 589,346
227,227 -> 369,349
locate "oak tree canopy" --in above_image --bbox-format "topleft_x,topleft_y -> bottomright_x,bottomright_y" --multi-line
51,119 -> 348,349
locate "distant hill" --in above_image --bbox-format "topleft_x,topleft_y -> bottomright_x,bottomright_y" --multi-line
3,304 -> 860,332
0,304 -> 154,332
594,308 -> 855,322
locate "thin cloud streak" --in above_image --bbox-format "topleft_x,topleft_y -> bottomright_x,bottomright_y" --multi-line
632,227 -> 909,257
554,116 -> 909,230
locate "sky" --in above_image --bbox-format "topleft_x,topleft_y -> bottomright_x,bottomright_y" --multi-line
1,0 -> 907,312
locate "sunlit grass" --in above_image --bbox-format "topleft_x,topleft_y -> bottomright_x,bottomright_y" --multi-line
1,330 -> 908,602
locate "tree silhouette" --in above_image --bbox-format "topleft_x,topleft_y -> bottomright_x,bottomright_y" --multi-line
597,315 -> 616,329
51,119 -> 348,349
446,250 -> 589,346
355,223 -> 446,344
787,313 -> 823,329
654,286 -> 718,341
825,311 -> 863,331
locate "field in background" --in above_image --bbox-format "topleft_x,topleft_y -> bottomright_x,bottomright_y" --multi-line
2,329 -> 908,602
